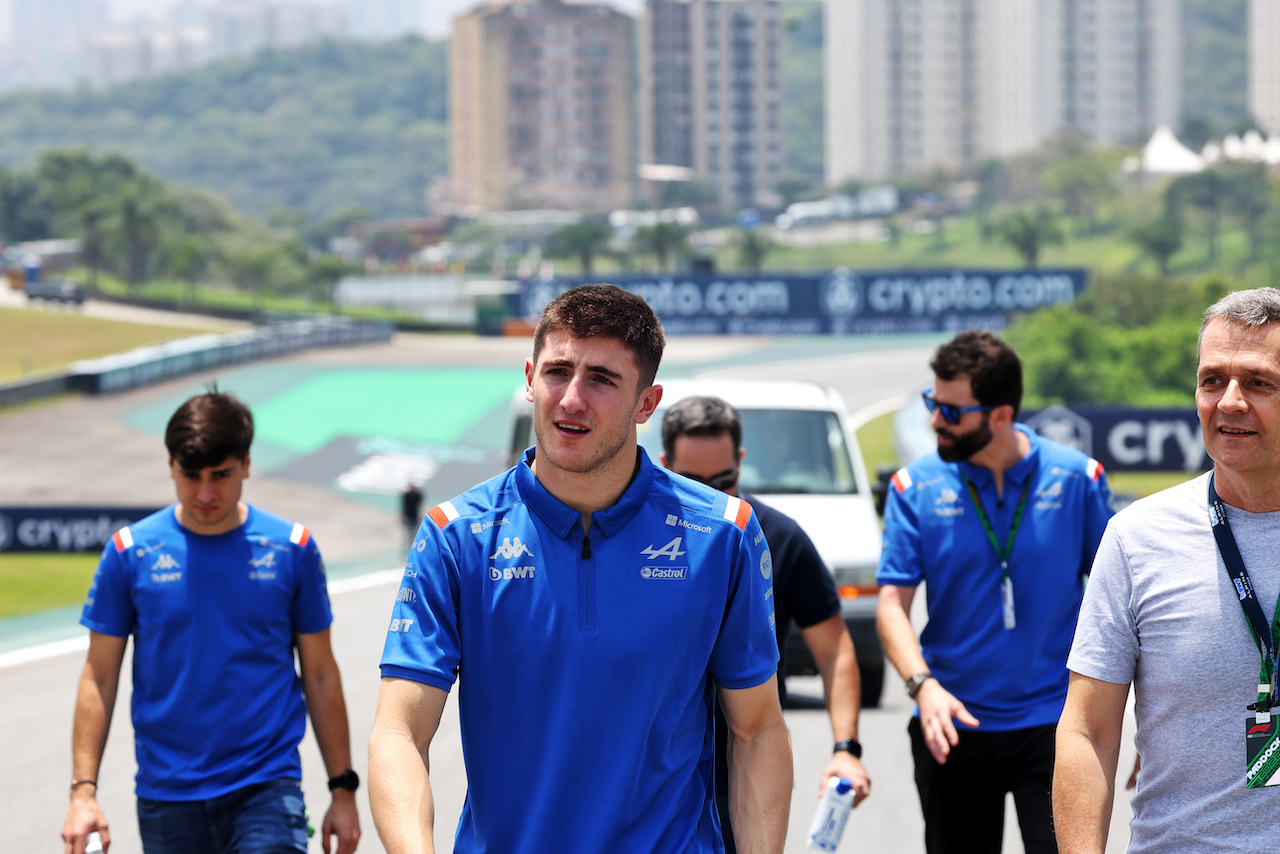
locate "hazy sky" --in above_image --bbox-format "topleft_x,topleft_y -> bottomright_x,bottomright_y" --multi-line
0,0 -> 645,41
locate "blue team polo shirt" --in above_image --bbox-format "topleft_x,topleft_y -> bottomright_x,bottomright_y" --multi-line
877,426 -> 1113,730
381,448 -> 779,854
81,504 -> 333,800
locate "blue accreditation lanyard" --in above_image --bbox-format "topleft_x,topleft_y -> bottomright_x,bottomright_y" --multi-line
1207,475 -> 1280,715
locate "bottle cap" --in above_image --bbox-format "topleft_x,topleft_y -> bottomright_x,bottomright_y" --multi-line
833,777 -> 853,795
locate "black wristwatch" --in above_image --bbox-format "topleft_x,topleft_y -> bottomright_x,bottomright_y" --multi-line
328,769 -> 359,792
905,671 -> 934,700
833,738 -> 862,758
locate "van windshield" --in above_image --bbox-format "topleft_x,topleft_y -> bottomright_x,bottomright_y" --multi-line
638,408 -> 858,495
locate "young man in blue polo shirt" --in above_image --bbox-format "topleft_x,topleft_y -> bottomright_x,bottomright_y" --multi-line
61,390 -> 360,854
876,329 -> 1113,854
369,284 -> 792,853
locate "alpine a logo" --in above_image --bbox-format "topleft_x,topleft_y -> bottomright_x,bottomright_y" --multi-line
641,566 -> 689,580
490,565 -> 536,581
249,552 -> 276,569
642,537 -> 686,561
490,537 -> 534,559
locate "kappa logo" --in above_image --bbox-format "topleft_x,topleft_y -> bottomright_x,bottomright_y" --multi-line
249,552 -> 277,569
642,537 -> 686,561
152,554 -> 179,571
937,488 -> 959,505
490,537 -> 534,560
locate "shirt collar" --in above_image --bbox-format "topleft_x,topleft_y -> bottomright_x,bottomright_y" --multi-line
515,446 -> 655,539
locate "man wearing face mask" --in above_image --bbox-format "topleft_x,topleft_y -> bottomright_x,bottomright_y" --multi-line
875,329 -> 1114,854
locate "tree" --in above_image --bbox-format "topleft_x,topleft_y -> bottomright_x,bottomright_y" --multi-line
1041,152 -> 1119,234
996,207 -> 1064,268
0,168 -> 54,242
109,175 -> 174,286
1166,169 -> 1230,264
544,220 -> 613,276
733,228 -> 773,273
632,220 -> 690,271
1219,162 -> 1271,262
1128,216 -> 1184,277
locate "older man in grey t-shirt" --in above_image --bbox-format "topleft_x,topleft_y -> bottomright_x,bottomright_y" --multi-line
1055,287 -> 1280,852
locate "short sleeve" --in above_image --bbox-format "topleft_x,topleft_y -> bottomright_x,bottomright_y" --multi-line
1067,523 -> 1139,685
291,538 -> 334,636
80,543 -> 134,638
877,475 -> 925,587
380,518 -> 462,692
709,508 -> 780,690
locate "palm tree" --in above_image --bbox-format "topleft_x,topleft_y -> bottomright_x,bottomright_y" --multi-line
632,220 -> 691,271
997,207 -> 1065,268
544,221 -> 613,276
734,228 -> 773,273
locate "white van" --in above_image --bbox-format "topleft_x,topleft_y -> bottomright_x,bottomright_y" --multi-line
507,378 -> 886,705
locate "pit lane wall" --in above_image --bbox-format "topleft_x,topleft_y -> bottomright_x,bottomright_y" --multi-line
517,268 -> 1087,335
0,316 -> 393,407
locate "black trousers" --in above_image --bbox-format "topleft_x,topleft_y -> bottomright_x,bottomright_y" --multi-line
909,717 -> 1058,854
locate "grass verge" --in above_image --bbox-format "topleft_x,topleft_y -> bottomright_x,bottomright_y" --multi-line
0,304 -> 217,381
0,553 -> 97,619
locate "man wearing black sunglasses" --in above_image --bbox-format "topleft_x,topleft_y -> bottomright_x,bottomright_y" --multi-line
662,395 -> 871,854
876,329 -> 1114,854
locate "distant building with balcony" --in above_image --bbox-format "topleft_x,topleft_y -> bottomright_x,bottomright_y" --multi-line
825,0 -> 1181,185
448,0 -> 635,214
640,0 -> 783,210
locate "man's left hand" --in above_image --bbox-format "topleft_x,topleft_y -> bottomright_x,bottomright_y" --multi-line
818,752 -> 871,807
321,791 -> 361,854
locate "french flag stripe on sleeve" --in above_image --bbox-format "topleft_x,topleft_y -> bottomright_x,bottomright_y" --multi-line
427,501 -> 460,529
722,496 -> 752,530
891,468 -> 913,493
112,527 -> 133,552
290,524 -> 311,547
1087,459 -> 1104,481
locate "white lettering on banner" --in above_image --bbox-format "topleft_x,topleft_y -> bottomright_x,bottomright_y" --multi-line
15,515 -> 133,552
627,280 -> 790,317
1107,420 -> 1206,471
865,273 -> 1076,317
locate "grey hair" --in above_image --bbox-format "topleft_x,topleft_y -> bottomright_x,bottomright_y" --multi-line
660,396 -> 742,460
1199,287 -> 1280,354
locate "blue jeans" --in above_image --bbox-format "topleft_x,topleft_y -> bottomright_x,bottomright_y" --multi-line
137,778 -> 309,854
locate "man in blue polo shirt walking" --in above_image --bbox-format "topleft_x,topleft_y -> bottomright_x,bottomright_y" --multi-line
368,284 -> 792,854
61,389 -> 361,854
876,329 -> 1113,854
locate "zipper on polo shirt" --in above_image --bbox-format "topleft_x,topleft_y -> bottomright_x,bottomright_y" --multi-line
578,529 -> 597,637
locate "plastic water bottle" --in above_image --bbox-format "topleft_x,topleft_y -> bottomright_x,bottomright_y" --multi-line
805,776 -> 855,851
85,831 -> 104,854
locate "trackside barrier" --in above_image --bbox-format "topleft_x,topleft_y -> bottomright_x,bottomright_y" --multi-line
0,318 -> 393,408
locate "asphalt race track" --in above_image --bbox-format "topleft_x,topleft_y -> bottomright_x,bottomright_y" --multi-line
0,329 -> 1137,853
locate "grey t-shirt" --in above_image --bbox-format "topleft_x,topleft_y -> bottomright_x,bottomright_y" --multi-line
1069,472 -> 1280,852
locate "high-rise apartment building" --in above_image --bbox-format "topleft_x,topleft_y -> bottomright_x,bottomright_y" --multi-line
640,0 -> 783,210
1252,0 -> 1280,134
449,0 -> 635,214
826,0 -> 1181,185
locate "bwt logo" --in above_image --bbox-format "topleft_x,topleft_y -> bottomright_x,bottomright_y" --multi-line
489,565 -> 536,581
490,537 -> 534,559
641,566 -> 688,580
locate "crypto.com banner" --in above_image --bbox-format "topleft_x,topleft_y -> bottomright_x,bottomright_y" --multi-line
518,268 -> 1087,335
0,507 -> 159,553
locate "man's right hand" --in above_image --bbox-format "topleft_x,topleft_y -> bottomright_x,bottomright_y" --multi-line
61,789 -> 109,854
915,679 -> 980,764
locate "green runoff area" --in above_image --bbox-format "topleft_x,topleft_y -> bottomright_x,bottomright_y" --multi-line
1,408 -> 1200,622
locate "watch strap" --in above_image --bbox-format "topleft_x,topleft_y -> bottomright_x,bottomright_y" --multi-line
906,671 -> 934,700
833,738 -> 862,758
327,769 -> 359,792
